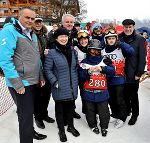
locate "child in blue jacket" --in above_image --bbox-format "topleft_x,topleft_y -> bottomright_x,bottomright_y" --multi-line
79,39 -> 115,136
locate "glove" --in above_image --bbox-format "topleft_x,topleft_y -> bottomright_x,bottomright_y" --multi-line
103,57 -> 112,65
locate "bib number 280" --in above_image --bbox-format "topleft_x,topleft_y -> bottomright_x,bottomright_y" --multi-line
89,79 -> 106,87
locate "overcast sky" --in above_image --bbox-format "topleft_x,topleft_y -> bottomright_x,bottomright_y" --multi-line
83,0 -> 150,21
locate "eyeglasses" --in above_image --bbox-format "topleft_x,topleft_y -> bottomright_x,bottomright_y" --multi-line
104,28 -> 116,35
77,31 -> 89,39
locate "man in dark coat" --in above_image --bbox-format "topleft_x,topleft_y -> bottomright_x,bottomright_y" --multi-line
32,17 -> 55,129
118,19 -> 146,125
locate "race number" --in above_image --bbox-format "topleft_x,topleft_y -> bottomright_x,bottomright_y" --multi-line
84,74 -> 107,90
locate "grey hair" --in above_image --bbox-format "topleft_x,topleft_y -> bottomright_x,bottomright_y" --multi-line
61,14 -> 75,25
19,7 -> 35,16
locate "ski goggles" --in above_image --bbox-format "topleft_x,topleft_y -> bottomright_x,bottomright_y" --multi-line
77,31 -> 89,39
93,26 -> 102,30
104,28 -> 116,35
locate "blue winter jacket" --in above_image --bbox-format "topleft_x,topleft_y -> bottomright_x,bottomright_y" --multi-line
0,19 -> 43,91
104,42 -> 135,85
44,46 -> 78,101
78,55 -> 115,102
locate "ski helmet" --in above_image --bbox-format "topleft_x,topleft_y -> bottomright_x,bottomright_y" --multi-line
88,39 -> 102,50
77,30 -> 90,40
104,28 -> 118,39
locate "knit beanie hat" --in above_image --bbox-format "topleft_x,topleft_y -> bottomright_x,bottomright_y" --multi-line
54,27 -> 69,39
92,23 -> 102,31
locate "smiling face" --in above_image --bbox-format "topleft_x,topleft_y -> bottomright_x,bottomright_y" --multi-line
123,24 -> 135,36
62,16 -> 74,31
19,8 -> 36,29
56,35 -> 69,46
79,37 -> 89,47
33,20 -> 43,31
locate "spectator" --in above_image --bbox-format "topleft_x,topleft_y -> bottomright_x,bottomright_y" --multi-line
74,21 -> 81,32
91,22 -> 105,49
47,23 -> 59,49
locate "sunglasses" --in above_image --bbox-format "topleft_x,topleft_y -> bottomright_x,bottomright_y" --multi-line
77,31 -> 89,39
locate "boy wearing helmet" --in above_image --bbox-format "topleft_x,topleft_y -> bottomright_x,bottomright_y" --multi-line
102,28 -> 135,128
79,39 -> 115,136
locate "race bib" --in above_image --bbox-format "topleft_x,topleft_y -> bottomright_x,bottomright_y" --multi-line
84,74 -> 107,90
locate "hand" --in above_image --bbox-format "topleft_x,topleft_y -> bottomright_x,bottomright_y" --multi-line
135,76 -> 140,80
17,87 -> 25,94
44,49 -> 49,56
40,80 -> 45,87
89,66 -> 102,72
103,57 -> 112,65
146,71 -> 150,75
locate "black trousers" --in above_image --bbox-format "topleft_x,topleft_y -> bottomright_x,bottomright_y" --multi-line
9,85 -> 36,143
124,81 -> 140,117
55,100 -> 74,131
85,100 -> 110,129
108,84 -> 127,122
79,82 -> 86,114
34,82 -> 51,120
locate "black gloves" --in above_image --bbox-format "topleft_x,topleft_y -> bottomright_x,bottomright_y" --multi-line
103,57 -> 112,65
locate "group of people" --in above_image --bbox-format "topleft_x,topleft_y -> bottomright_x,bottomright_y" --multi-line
0,7 -> 147,143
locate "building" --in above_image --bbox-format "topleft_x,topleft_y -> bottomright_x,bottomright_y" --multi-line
0,0 -> 80,26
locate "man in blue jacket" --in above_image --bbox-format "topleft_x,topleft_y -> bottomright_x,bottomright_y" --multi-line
119,19 -> 146,125
0,8 -> 47,143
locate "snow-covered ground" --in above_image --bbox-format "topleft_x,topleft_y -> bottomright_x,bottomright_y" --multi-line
0,78 -> 150,143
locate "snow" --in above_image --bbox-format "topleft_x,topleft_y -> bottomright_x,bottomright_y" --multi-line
0,78 -> 150,143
